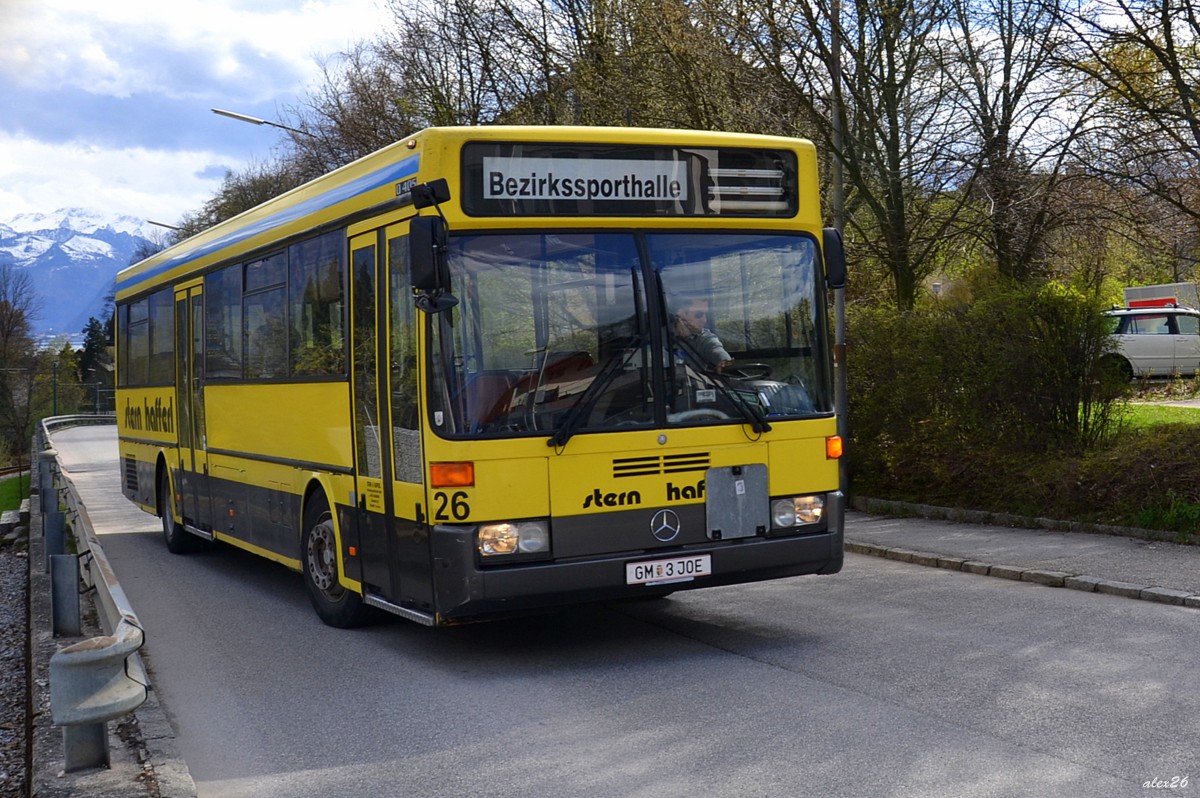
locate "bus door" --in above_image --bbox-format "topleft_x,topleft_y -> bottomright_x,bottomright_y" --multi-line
173,282 -> 209,528
385,223 -> 433,609
350,234 -> 398,596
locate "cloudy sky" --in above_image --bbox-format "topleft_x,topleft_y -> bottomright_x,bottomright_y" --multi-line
0,0 -> 394,226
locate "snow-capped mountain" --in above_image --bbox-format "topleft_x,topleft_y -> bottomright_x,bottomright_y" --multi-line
3,208 -> 158,239
0,208 -> 163,340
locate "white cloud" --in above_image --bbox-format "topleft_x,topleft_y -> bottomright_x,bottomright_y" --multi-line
1,0 -> 388,99
0,132 -> 236,223
0,0 -> 394,223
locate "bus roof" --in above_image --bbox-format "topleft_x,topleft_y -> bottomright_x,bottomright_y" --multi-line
116,126 -> 819,301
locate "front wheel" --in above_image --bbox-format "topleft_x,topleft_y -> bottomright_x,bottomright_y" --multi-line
302,498 -> 372,628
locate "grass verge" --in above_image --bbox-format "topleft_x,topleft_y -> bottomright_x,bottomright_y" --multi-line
851,395 -> 1200,542
0,474 -> 29,512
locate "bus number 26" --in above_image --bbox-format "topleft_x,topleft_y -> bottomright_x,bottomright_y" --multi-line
433,491 -> 471,521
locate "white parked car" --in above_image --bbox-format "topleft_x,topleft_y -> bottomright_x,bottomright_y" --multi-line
1104,305 -> 1200,379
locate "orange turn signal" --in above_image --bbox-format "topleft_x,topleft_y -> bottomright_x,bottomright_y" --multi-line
826,435 -> 844,459
431,461 -> 475,488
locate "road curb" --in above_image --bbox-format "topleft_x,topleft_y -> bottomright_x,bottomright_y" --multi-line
31,434 -> 198,798
845,540 -> 1200,609
850,496 -> 1191,544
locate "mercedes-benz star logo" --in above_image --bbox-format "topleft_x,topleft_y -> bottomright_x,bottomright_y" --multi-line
650,509 -> 682,542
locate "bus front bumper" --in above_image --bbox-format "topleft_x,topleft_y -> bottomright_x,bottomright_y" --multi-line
428,503 -> 844,623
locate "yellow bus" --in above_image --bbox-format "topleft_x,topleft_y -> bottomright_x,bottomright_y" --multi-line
116,126 -> 847,627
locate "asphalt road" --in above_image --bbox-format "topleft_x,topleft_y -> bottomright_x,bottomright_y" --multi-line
52,426 -> 1199,798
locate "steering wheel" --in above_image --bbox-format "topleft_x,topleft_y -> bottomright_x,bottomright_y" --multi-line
725,362 -> 772,380
667,408 -> 732,422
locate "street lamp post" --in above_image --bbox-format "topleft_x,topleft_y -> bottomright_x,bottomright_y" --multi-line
211,108 -> 313,138
829,0 -> 849,490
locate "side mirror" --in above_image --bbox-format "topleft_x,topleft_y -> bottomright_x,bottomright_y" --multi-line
823,227 -> 847,290
410,215 -> 457,313
413,178 -> 451,210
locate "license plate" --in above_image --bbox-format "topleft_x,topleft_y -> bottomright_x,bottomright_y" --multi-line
626,554 -> 712,586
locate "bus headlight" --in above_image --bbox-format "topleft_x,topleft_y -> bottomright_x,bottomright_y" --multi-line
771,495 -> 825,528
478,520 -> 551,557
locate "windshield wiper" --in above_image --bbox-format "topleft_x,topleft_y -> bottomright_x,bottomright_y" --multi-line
547,338 -> 644,449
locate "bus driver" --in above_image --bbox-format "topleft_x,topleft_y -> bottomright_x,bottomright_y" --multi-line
672,296 -> 733,373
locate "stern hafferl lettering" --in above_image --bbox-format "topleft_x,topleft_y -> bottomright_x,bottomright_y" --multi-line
124,397 -> 174,433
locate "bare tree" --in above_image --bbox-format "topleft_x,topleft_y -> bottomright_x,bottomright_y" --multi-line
723,0 -> 977,308
173,159 -> 307,238
376,0 -> 794,131
377,0 -> 551,125
938,0 -> 1098,282
282,43 -> 433,176
0,266 -> 41,460
1067,0 -> 1200,231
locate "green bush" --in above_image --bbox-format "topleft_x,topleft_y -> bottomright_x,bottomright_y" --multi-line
956,282 -> 1122,452
847,281 -> 1124,504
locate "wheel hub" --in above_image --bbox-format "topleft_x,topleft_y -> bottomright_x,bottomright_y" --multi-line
307,520 -> 338,593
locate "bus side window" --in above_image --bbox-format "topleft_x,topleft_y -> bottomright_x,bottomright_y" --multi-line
243,253 -> 288,379
147,289 -> 175,385
244,290 -> 288,379
205,265 -> 242,379
290,232 -> 346,376
122,298 -> 150,386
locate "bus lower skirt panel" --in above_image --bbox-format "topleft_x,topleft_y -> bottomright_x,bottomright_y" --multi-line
429,528 -> 842,623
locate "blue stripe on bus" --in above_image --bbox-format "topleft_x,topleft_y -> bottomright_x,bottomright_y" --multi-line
117,153 -> 420,294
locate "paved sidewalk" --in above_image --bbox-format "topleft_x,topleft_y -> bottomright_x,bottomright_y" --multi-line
845,509 -> 1200,608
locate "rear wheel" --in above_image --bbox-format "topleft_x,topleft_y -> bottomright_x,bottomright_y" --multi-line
1100,354 -> 1134,383
1114,357 -> 1133,382
302,497 -> 371,628
159,469 -> 199,554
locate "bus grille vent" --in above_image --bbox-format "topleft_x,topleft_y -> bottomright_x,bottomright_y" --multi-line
124,457 -> 138,494
613,453 -> 710,478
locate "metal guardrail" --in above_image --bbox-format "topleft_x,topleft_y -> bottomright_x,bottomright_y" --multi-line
38,414 -> 148,772
42,412 -> 117,434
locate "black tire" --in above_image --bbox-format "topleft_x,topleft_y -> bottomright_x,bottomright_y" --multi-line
159,469 -> 199,554
1100,354 -> 1134,383
302,497 -> 371,628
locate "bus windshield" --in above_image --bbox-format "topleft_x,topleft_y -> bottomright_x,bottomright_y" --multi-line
427,231 -> 832,439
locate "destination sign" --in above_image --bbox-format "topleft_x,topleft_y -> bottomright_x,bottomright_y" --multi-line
482,157 -> 687,203
462,142 -> 797,218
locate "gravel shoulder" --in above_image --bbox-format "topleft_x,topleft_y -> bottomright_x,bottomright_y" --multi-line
4,474 -> 177,798
1,545 -> 29,797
